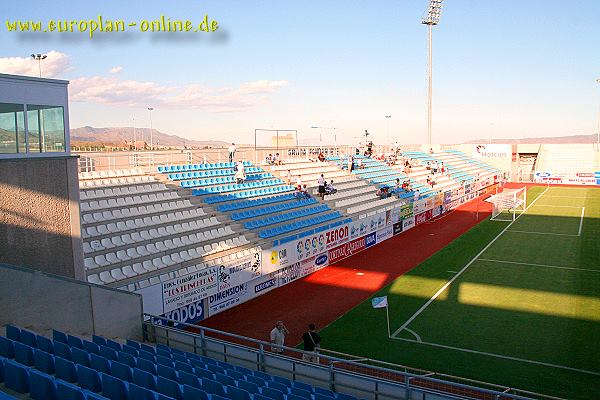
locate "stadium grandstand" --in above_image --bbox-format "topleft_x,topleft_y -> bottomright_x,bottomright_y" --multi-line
1,70 -> 600,400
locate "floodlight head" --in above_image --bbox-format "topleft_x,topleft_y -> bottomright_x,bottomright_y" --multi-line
422,0 -> 444,25
41,55 -> 47,60
30,54 -> 35,59
596,78 -> 600,84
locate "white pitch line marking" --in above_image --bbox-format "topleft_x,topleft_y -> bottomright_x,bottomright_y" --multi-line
578,207 -> 585,236
404,328 -> 422,342
390,337 -> 600,377
531,205 -> 585,208
390,187 -> 550,338
542,195 -> 589,199
506,230 -> 579,237
477,258 -> 600,273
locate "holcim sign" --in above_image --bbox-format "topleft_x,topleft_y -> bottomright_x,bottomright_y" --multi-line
473,144 -> 510,159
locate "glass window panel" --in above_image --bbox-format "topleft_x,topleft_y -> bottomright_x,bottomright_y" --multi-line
27,104 -> 66,153
0,102 -> 25,154
27,108 -> 41,153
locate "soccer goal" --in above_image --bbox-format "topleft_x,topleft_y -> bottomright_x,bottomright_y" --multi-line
485,187 -> 527,221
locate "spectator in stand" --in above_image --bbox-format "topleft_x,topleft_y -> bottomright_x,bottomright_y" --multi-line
357,159 -> 364,169
395,178 -> 401,193
273,153 -> 282,165
317,174 -> 326,199
294,185 -> 304,200
285,169 -> 292,185
348,155 -> 354,173
426,161 -> 431,171
429,147 -> 434,154
301,184 -> 311,199
265,154 -> 274,165
234,161 -> 246,184
414,189 -> 420,201
325,180 -> 337,195
228,143 -> 236,162
376,186 -> 391,199
318,152 -> 326,162
296,175 -> 302,188
440,162 -> 445,175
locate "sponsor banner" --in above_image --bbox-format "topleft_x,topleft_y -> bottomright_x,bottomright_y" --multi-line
413,199 -> 427,214
278,262 -> 302,286
253,275 -> 278,295
218,251 -> 262,291
328,237 -> 366,264
391,207 -> 401,224
376,226 -> 393,243
432,205 -> 441,218
263,224 -> 350,273
434,193 -> 444,207
534,171 -> 599,185
425,198 -> 434,211
151,300 -> 207,328
402,216 -> 415,231
444,190 -> 452,204
393,222 -> 403,235
400,203 -> 413,218
447,199 -> 460,210
473,144 -> 510,159
350,212 -> 386,239
162,266 -> 219,313
415,211 -> 428,226
365,232 -> 377,248
385,209 -> 393,225
464,183 -> 471,194
299,252 -> 329,277
208,283 -> 250,315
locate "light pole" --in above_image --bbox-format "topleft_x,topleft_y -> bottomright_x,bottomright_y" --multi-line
385,115 -> 391,145
133,116 -> 137,150
421,0 -> 444,146
147,107 -> 154,150
30,53 -> 47,77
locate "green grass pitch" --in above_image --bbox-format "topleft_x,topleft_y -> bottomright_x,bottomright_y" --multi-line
320,186 -> 600,400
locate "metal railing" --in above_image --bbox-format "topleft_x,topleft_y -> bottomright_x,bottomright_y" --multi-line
143,315 -> 561,400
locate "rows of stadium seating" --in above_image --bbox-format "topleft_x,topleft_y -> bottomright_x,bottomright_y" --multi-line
158,161 -> 251,173
159,160 -> 350,244
1,325 -> 362,400
535,144 -> 599,173
79,170 -> 251,289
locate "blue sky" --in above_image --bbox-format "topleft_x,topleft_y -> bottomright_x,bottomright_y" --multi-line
1,0 -> 599,145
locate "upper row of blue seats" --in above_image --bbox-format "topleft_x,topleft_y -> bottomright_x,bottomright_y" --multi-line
231,198 -> 317,221
202,186 -> 294,204
168,167 -> 262,181
1,325 -> 362,400
158,162 -> 251,173
246,204 -> 330,230
192,179 -> 284,195
181,174 -> 272,188
259,211 -> 342,239
217,193 -> 296,212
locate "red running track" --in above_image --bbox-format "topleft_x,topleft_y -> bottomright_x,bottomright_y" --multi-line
200,193 -> 495,346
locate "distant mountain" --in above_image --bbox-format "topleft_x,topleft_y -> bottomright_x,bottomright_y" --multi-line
70,126 -> 230,148
465,134 -> 597,144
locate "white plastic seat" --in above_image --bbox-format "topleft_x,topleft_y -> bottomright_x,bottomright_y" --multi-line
116,221 -> 127,231
187,248 -> 199,258
111,269 -> 127,281
116,250 -> 131,261
83,242 -> 94,253
166,226 -> 177,235
130,232 -> 143,243
122,265 -> 137,277
162,255 -> 175,266
104,223 -> 116,233
87,274 -> 103,285
140,231 -> 153,241
94,254 -> 110,267
82,214 -> 95,224
90,240 -> 103,251
105,253 -> 120,265
146,243 -> 158,254
172,238 -> 183,247
149,276 -> 161,285
163,239 -> 174,249
155,241 -> 168,252
136,245 -> 150,256
121,234 -> 135,245
99,271 -> 116,284
100,238 -> 114,249
84,258 -> 97,269
111,236 -> 125,247
126,248 -> 139,259
153,258 -> 166,269
125,220 -> 137,230
143,260 -> 157,271
171,253 -> 184,263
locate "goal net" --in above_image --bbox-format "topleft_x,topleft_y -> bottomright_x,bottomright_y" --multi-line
485,187 -> 527,221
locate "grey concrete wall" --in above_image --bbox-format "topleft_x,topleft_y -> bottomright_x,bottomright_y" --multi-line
0,263 -> 142,340
0,155 -> 84,279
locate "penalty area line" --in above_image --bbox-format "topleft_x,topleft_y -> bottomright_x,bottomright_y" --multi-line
390,337 -> 600,377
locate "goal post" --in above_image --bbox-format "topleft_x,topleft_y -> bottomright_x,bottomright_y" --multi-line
485,187 -> 527,221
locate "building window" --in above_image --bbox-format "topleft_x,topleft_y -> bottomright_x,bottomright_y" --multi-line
0,103 -> 25,154
27,104 -> 66,153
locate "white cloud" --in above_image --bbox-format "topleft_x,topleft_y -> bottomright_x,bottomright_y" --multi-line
0,51 -> 70,78
109,66 -> 123,74
70,77 -> 288,112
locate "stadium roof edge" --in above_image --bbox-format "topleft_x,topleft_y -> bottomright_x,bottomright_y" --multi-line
0,72 -> 69,85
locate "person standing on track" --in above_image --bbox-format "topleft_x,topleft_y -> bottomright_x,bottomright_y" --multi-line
270,321 -> 289,354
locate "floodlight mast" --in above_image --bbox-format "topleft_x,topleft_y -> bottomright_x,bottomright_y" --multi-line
422,0 -> 444,146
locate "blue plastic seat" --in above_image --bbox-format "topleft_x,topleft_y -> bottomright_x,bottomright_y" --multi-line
71,346 -> 90,367
287,395 -> 307,400
4,359 -> 29,393
157,364 -> 177,381
336,392 -> 359,400
174,360 -> 193,374
136,358 -> 157,375
89,353 -> 111,374
77,364 -> 102,392
5,325 -> 20,342
236,380 -> 260,394
99,345 -> 117,361
67,334 -> 84,349
0,337 -> 14,359
314,387 -> 336,398
267,381 -> 289,393
105,339 -> 122,352
177,370 -> 200,388
245,375 -> 266,386
29,369 -> 57,400
82,340 -> 100,355
290,388 -> 313,399
214,372 -> 234,386
52,329 -> 68,344
138,349 -> 157,362
13,342 -> 34,366
226,385 -> 251,400
157,375 -> 183,399
133,367 -> 157,391
121,344 -> 139,358
261,387 -> 285,400
33,348 -> 55,374
117,351 -> 136,368
129,382 -> 160,400
182,384 -> 209,400
19,329 -> 37,348
92,335 -> 107,347
35,335 -> 54,354
156,355 -> 175,369
199,377 -> 225,396
101,372 -> 129,399
111,360 -> 133,382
